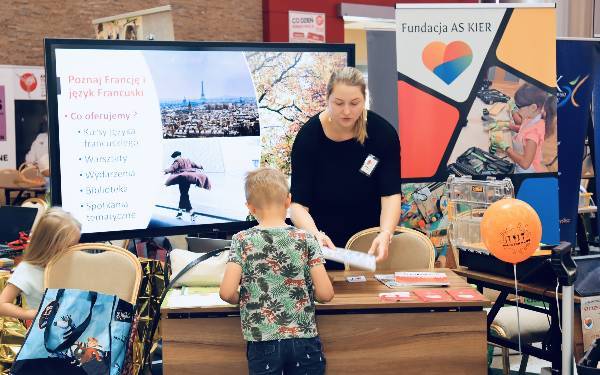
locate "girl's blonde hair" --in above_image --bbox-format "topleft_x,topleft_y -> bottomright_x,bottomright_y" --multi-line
23,207 -> 81,267
326,67 -> 368,144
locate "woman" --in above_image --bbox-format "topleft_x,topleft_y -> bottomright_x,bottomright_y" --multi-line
290,67 -> 402,269
164,151 -> 211,221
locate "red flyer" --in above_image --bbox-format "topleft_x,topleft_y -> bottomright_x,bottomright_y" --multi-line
447,288 -> 487,302
413,289 -> 453,302
394,272 -> 449,286
378,292 -> 416,302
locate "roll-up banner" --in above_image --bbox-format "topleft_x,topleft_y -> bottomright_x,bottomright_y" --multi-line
396,4 -> 559,246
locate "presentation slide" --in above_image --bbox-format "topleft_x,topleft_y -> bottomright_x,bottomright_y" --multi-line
50,45 -> 349,238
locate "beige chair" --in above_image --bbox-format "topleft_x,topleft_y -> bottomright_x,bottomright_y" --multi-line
45,243 -> 142,304
490,306 -> 550,375
345,226 -> 435,271
20,197 -> 48,234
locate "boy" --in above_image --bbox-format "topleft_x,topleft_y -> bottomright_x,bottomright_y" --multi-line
220,168 -> 334,375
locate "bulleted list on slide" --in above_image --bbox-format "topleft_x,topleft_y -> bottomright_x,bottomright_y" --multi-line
55,50 -> 163,233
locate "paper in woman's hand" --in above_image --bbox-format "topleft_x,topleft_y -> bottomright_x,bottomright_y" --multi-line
321,247 -> 376,271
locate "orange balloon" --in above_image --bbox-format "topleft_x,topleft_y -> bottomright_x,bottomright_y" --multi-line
480,198 -> 542,264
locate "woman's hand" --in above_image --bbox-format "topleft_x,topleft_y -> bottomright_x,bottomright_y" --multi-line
368,230 -> 391,262
315,232 -> 335,249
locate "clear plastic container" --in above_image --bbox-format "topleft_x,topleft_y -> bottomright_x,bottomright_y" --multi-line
446,175 -> 514,252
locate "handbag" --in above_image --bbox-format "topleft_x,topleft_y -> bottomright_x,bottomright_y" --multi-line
11,289 -> 134,375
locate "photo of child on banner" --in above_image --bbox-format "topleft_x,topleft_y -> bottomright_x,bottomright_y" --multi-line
447,67 -> 557,176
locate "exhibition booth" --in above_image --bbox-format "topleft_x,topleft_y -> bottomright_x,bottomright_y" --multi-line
1,2 -> 600,375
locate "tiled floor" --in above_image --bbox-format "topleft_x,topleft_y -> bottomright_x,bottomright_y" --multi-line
489,347 -> 580,374
489,351 -> 551,374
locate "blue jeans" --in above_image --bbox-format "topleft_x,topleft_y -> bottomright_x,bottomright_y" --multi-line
247,336 -> 326,374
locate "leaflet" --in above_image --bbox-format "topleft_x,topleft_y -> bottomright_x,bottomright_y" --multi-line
321,247 -> 376,272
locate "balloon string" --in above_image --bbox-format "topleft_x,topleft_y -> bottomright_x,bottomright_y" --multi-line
513,263 -> 522,353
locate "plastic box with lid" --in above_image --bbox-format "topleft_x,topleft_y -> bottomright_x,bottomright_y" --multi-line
446,175 -> 514,252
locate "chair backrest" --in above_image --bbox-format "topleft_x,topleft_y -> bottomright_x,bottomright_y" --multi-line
45,243 -> 142,304
345,226 -> 435,271
20,198 -> 47,234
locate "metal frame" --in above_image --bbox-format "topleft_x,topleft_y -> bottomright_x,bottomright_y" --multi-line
467,277 -> 563,371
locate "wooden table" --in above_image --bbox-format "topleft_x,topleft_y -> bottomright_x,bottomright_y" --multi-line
454,267 -> 584,372
161,269 -> 491,375
0,184 -> 46,205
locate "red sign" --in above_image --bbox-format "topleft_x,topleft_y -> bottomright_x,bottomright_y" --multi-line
19,73 -> 38,93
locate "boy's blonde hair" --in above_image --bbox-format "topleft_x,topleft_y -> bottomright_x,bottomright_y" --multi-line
23,207 -> 81,267
327,66 -> 368,144
245,168 -> 289,208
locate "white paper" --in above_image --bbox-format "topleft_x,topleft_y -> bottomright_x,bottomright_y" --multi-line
375,274 -> 405,288
168,292 -> 230,308
321,247 -> 376,271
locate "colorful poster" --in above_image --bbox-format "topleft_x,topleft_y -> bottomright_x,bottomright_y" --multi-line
581,296 -> 600,351
556,39 -> 595,246
396,4 -> 559,245
593,45 -> 600,240
0,65 -> 46,169
288,11 -> 326,43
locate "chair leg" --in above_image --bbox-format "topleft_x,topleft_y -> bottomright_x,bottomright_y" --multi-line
518,354 -> 529,375
502,347 -> 510,375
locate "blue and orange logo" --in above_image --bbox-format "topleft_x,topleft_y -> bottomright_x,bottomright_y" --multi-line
422,41 -> 473,84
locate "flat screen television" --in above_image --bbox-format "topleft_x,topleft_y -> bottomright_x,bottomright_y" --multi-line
44,39 -> 354,241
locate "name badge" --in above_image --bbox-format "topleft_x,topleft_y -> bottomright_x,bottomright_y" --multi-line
360,154 -> 379,176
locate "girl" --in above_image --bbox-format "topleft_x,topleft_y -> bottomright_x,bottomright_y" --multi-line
494,83 -> 556,173
0,208 -> 81,320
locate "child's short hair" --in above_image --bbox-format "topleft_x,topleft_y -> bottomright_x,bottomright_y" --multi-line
245,168 -> 289,208
23,207 -> 81,267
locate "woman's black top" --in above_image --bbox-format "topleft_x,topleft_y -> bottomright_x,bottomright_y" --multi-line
291,110 -> 402,267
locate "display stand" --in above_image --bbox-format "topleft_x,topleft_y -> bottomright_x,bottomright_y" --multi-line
550,242 -> 577,375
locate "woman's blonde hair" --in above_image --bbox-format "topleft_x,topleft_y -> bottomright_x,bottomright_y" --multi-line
245,167 -> 289,208
23,207 -> 81,267
326,67 -> 368,144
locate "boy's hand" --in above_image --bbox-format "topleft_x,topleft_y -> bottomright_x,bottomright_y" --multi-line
316,232 -> 335,249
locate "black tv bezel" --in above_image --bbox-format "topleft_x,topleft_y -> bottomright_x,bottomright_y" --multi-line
44,38 -> 355,242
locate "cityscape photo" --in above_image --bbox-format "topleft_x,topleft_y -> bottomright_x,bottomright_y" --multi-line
161,80 -> 259,139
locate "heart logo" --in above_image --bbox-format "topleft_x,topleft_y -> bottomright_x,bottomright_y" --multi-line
584,317 -> 593,329
422,41 -> 473,85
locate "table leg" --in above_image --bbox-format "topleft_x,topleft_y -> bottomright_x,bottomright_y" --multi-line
577,213 -> 590,255
12,191 -> 24,205
487,290 -> 509,327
